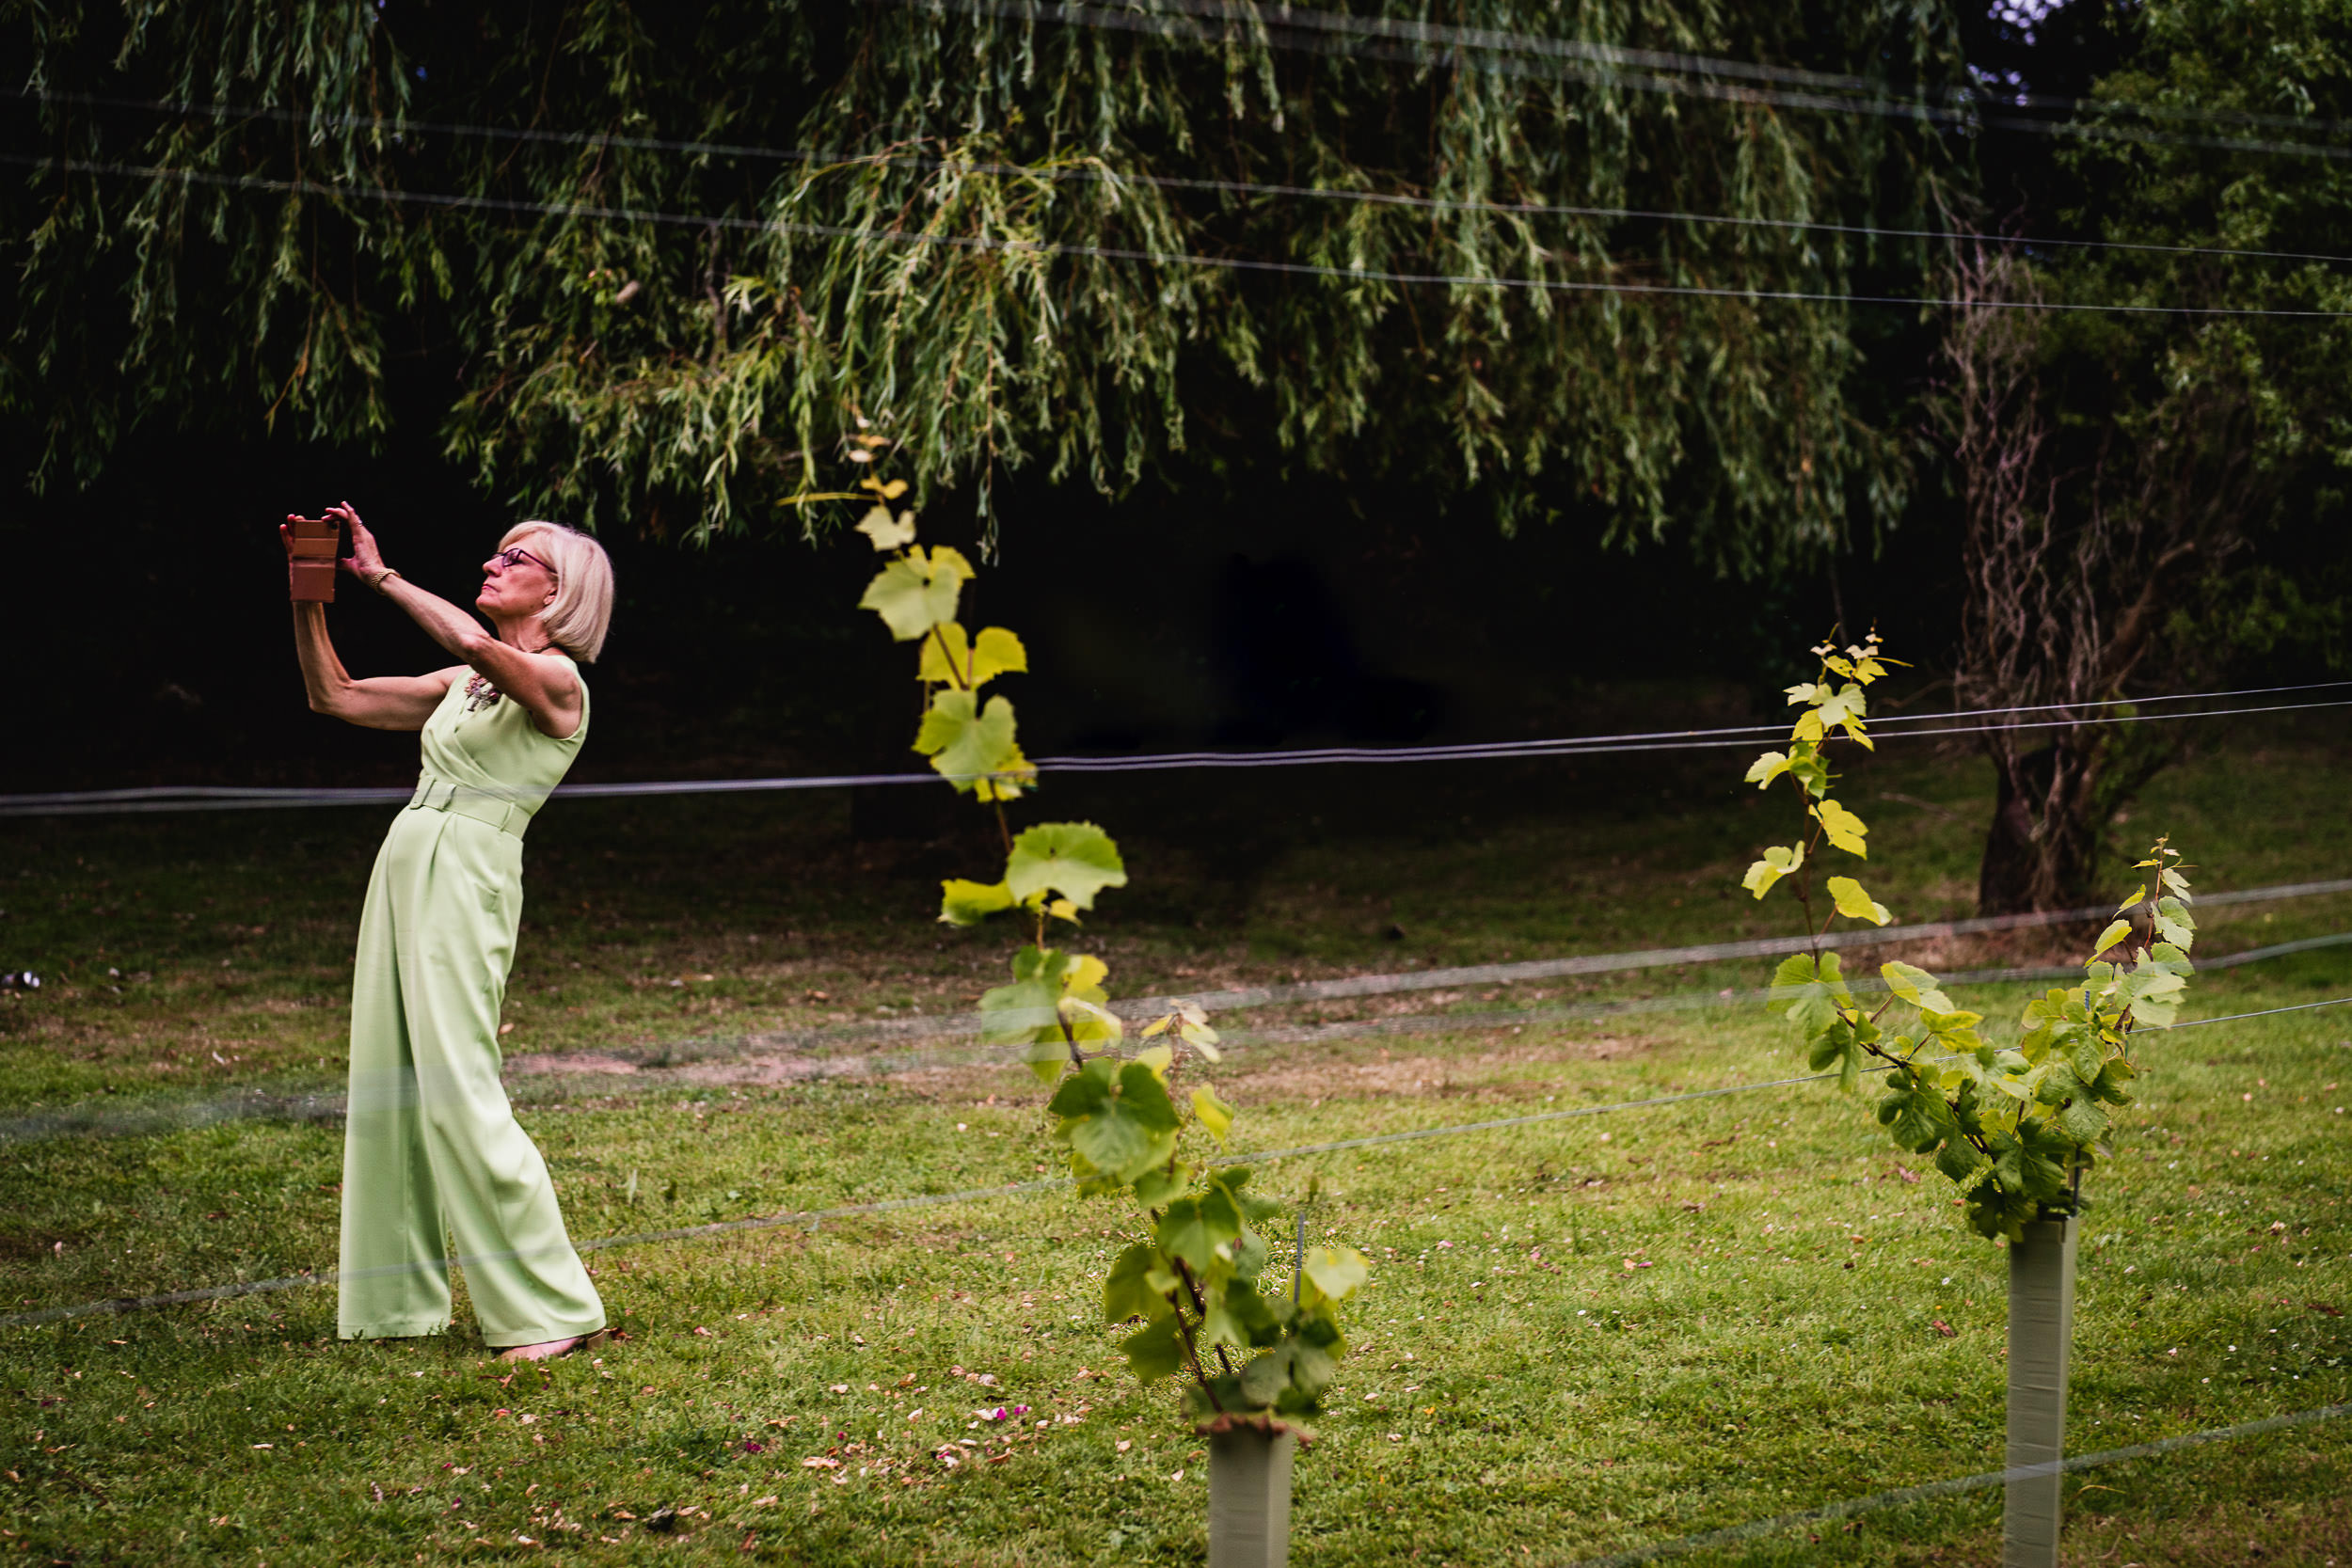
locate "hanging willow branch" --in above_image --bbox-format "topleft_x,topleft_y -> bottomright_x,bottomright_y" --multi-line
8,1 -> 1966,566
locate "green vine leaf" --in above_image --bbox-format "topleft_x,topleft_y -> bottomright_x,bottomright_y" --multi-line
1118,1314 -> 1186,1380
981,945 -> 1113,1081
913,689 -> 1033,798
1744,751 -> 1791,788
858,544 -> 974,641
1812,799 -> 1869,857
1058,995 -> 1126,1045
1877,1075 -> 1953,1152
1049,1057 -> 1180,1182
1104,1243 -> 1173,1323
854,504 -> 917,551
1238,1343 -> 1300,1407
1742,845 -> 1804,898
1815,684 -> 1869,744
1190,1085 -> 1236,1145
1133,1165 -> 1187,1209
1158,1187 -> 1245,1273
938,878 -> 1016,927
2153,895 -> 2196,947
1768,952 -> 1851,1037
2058,1096 -> 2111,1144
1006,821 -> 1129,911
1881,960 -> 1954,1015
1824,875 -> 1892,926
1301,1245 -> 1369,1304
919,624 -> 1029,688
1934,1138 -> 1986,1183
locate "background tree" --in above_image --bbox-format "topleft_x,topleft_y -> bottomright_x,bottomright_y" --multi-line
5,0 -> 1966,570
1936,245 -> 2205,915
1933,0 -> 2352,914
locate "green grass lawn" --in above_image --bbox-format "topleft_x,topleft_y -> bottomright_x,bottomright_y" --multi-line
3,719 -> 2350,1564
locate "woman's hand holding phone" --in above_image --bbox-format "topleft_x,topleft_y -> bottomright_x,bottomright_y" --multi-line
326,502 -> 389,581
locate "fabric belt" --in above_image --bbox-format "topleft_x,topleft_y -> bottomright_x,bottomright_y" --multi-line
406,774 -> 532,838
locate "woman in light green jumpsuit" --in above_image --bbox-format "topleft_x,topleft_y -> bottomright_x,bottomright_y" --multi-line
286,502 -> 615,1362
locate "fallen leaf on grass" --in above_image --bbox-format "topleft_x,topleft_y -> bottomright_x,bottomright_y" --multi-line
1931,1321 -> 1957,1338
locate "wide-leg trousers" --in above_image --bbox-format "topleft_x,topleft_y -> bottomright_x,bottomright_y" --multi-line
337,803 -> 605,1346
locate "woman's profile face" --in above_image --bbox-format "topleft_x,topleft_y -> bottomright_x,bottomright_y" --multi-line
477,537 -> 559,622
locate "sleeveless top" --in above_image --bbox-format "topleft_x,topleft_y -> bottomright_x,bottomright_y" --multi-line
416,654 -> 590,824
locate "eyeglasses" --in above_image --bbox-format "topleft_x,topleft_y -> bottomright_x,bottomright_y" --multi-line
493,546 -> 557,577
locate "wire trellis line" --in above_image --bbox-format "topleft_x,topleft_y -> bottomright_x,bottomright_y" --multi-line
7,925 -> 2347,1148
7,684 -> 2350,818
20,87 -> 2352,271
921,0 -> 2352,164
1560,1401 -> 2352,1568
944,0 -> 2352,163
6,985 -> 2345,1329
9,152 -> 2352,322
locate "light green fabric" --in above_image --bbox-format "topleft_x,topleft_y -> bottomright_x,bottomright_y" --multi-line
338,658 -> 605,1347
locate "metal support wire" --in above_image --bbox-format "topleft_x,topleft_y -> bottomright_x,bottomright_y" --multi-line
8,151 -> 2352,327
24,88 -> 2352,271
8,687 -> 2352,818
1559,1401 -> 2352,1568
10,921 -> 2347,1148
6,986 -> 2344,1329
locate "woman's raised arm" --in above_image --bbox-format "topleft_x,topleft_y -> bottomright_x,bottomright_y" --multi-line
284,519 -> 461,731
325,502 -> 583,741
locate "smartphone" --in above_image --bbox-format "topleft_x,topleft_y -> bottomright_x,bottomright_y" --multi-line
289,515 -> 342,603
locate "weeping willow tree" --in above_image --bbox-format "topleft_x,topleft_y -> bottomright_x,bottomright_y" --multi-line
5,1 -> 1967,566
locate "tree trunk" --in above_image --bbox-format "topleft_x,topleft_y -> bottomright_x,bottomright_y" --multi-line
1935,244 -> 2238,918
1977,743 -> 2105,915
1978,747 -> 2051,915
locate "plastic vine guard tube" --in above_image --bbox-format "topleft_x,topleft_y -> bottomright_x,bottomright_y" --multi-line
1208,1418 -> 1296,1568
2005,1215 -> 2077,1568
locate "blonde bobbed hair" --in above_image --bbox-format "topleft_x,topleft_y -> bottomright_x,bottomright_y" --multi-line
500,520 -> 615,662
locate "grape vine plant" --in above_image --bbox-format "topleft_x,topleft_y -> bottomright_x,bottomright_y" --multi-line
1740,632 -> 2198,1241
850,463 -> 1371,1429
